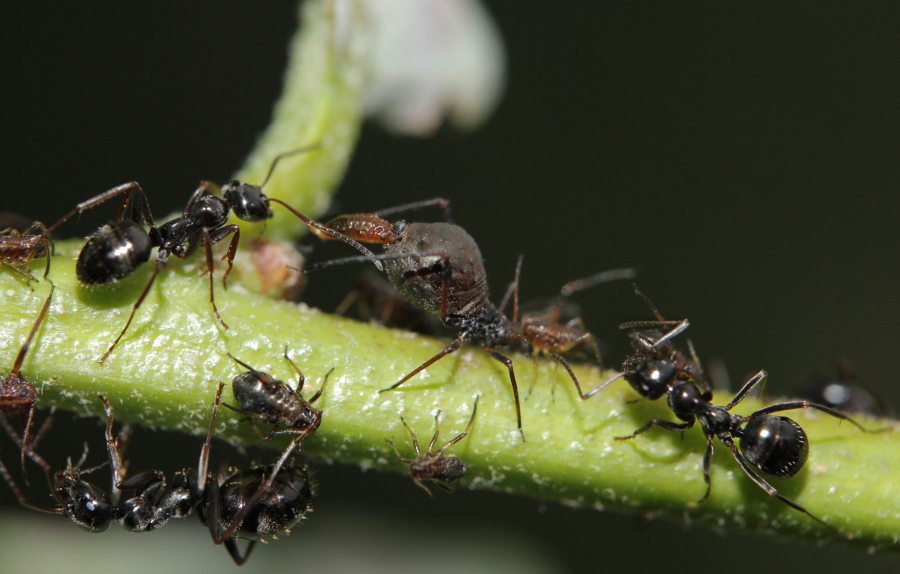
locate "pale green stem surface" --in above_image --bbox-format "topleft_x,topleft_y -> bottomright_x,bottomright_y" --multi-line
0,250 -> 898,553
2,0 -> 898,557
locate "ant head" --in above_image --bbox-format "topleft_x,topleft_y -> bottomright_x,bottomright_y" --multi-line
624,355 -> 676,400
54,472 -> 114,533
222,181 -> 272,222
667,380 -> 706,421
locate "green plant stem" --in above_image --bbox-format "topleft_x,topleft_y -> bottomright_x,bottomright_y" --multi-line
2,0 -> 897,555
230,0 -> 368,241
1,249 -> 898,552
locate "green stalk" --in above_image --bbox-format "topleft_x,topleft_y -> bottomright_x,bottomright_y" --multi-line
2,251 -> 898,552
1,0 -> 897,555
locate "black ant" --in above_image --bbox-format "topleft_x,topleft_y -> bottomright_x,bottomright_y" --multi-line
0,184 -> 144,286
43,387 -> 313,564
303,198 -> 527,438
77,146 -> 379,363
386,396 -> 478,496
579,289 -> 874,534
1,280 -> 55,478
222,348 -> 330,466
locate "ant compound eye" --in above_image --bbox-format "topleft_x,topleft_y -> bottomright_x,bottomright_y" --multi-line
224,181 -> 272,222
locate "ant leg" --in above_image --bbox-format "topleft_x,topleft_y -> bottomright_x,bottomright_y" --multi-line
195,382 -> 225,498
224,538 -> 257,566
99,394 -> 125,504
380,337 -> 464,393
99,261 -> 164,364
748,401 -> 872,433
483,347 -> 524,441
205,224 -> 240,289
435,396 -> 479,453
45,182 -> 145,235
724,439 -> 845,537
615,418 -> 695,441
201,228 -> 230,330
723,370 -> 769,410
697,435 -> 715,503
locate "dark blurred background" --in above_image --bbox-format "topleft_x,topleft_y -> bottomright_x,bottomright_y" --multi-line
1,2 -> 898,572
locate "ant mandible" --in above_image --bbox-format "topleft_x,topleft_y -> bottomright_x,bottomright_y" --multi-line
386,396 -> 479,496
303,198 -> 527,438
76,145 -> 379,363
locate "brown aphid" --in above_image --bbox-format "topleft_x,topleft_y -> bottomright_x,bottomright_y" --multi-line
306,199 -> 525,438
386,396 -> 478,496
515,262 -> 635,398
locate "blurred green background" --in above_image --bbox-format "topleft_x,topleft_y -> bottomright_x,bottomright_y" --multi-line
1,2 -> 898,572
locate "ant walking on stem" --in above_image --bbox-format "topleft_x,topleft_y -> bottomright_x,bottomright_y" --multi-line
579,287 -> 875,535
75,145 -> 378,363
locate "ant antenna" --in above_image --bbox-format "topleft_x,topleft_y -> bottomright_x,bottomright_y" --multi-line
258,143 -> 322,189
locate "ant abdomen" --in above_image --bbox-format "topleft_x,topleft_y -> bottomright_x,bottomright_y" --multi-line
217,466 -> 314,541
77,221 -> 154,285
385,222 -> 487,319
739,415 -> 809,479
54,473 -> 115,533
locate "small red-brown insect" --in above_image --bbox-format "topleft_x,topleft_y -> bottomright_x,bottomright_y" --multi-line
386,396 -> 478,496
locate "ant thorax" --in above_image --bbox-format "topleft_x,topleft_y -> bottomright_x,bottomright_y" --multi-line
383,222 -> 489,321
